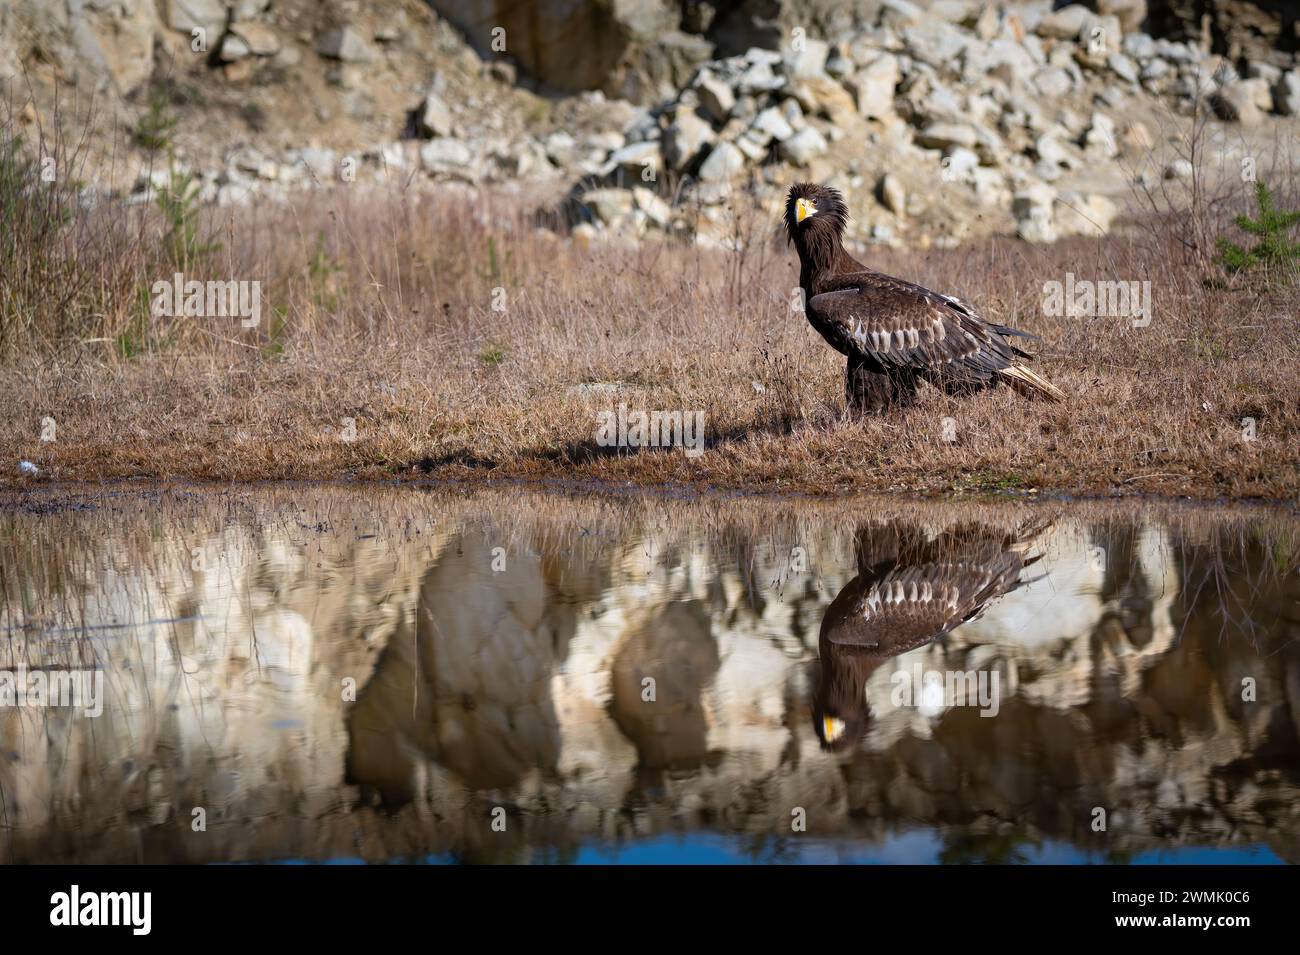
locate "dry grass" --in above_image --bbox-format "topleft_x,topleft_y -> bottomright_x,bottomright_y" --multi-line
2,112 -> 1299,501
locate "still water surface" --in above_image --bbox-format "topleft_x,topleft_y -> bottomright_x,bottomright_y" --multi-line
1,486 -> 1297,864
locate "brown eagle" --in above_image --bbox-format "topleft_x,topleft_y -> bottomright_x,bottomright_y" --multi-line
784,182 -> 1065,412
811,521 -> 1044,752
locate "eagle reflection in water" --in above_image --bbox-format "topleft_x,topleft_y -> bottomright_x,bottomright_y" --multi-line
811,521 -> 1046,752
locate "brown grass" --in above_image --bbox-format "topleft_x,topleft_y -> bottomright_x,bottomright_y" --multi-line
2,111 -> 1299,501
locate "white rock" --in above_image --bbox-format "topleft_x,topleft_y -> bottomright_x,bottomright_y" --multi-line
783,38 -> 830,78
698,141 -> 744,182
780,126 -> 828,165
420,138 -> 473,174
1274,71 -> 1300,116
1057,192 -> 1118,237
582,188 -> 634,225
167,0 -> 225,35
878,173 -> 906,216
1212,79 -> 1266,125
1013,184 -> 1057,243
752,106 -> 795,142
850,53 -> 900,119
316,26 -> 377,63
917,123 -> 977,150
695,71 -> 735,122
420,92 -> 453,137
1108,52 -> 1138,83
663,110 -> 715,170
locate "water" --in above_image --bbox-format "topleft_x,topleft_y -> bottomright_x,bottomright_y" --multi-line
1,485 -> 1297,864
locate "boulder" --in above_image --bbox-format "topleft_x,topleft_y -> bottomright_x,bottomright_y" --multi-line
780,126 -> 829,165
316,26 -> 377,63
698,141 -> 744,182
849,54 -> 900,119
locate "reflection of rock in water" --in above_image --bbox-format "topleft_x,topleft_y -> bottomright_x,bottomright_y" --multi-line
607,600 -> 719,780
812,522 -> 1042,752
347,532 -> 568,803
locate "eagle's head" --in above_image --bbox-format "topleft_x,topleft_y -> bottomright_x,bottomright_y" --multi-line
784,181 -> 849,248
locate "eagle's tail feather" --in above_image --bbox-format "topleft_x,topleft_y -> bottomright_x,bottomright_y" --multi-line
998,363 -> 1066,402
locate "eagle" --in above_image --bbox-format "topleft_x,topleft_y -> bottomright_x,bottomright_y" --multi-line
811,521 -> 1045,752
784,182 -> 1065,412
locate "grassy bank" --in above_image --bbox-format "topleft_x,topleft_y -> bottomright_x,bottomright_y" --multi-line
2,120 -> 1299,500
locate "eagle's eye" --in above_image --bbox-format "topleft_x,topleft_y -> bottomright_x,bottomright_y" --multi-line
796,197 -> 818,223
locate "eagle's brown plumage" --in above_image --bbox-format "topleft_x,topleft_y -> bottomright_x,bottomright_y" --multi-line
784,182 -> 1065,411
810,521 -> 1046,751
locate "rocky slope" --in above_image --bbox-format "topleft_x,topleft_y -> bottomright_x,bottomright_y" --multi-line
2,1 -> 1298,246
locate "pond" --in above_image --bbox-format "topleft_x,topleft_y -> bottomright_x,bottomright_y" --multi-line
1,485 -> 1297,864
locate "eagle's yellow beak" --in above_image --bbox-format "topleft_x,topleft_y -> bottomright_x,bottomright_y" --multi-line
796,197 -> 817,223
822,715 -> 845,742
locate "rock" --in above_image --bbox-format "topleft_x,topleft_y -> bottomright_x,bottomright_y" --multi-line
1123,32 -> 1157,59
942,146 -> 980,182
780,126 -> 829,165
698,141 -> 744,182
544,131 -> 579,167
963,38 -> 1038,86
1273,71 -> 1300,116
219,34 -> 252,63
420,138 -> 473,176
419,92 -> 454,137
663,110 -> 715,171
1013,184 -> 1057,243
695,70 -> 735,123
1033,67 -> 1074,98
751,106 -> 794,142
1036,133 -> 1077,169
1140,59 -> 1171,84
917,123 -> 978,151
1123,121 -> 1153,151
1086,0 -> 1147,35
604,140 -> 661,178
1083,112 -> 1118,158
582,187 -> 634,225
1037,5 -> 1092,39
571,222 -> 600,249
878,173 -> 906,216
167,0 -> 226,36
902,23 -> 969,73
1212,79 -> 1266,125
1056,192 -> 1117,237
1163,158 -> 1193,180
427,0 -> 679,101
1247,76 -> 1274,112
783,38 -> 829,78
228,23 -> 279,57
737,59 -> 783,95
1246,61 -> 1281,85
316,26 -> 377,63
849,54 -> 900,119
1108,52 -> 1138,83
791,75 -> 858,126
632,186 -> 673,229
879,0 -> 926,30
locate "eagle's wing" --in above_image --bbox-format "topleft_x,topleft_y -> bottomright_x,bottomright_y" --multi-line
806,269 -> 1033,384
821,552 -> 1026,652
